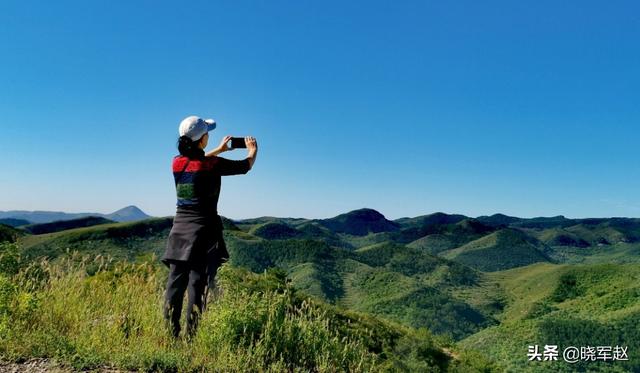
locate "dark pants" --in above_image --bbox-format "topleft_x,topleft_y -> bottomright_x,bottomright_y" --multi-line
163,239 -> 227,338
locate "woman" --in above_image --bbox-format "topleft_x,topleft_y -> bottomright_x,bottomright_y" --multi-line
162,115 -> 258,338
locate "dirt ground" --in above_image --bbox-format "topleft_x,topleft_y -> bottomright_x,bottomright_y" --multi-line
0,359 -> 127,373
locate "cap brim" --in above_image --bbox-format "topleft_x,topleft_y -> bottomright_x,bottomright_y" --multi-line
204,119 -> 216,132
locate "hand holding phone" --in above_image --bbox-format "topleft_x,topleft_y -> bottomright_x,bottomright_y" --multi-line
228,137 -> 247,149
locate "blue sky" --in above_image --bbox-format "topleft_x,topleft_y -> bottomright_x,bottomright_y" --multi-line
1,0 -> 639,220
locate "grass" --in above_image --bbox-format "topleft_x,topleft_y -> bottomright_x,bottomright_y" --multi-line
9,221 -> 500,341
0,243 -> 498,372
7,212 -> 640,371
224,236 -> 499,340
484,262 -> 566,323
17,218 -> 173,262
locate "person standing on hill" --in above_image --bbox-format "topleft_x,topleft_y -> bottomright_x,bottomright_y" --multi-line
162,115 -> 258,338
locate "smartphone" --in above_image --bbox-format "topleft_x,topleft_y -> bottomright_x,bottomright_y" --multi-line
229,137 -> 247,149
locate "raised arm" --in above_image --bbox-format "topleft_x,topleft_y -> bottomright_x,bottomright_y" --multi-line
206,135 -> 233,157
245,136 -> 258,170
207,136 -> 258,176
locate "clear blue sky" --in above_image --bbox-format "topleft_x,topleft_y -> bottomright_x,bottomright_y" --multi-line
1,1 -> 639,220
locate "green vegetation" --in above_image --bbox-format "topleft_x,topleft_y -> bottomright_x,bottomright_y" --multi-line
441,229 -> 552,272
224,236 -> 498,340
534,227 -> 590,248
0,224 -> 24,244
0,218 -> 30,227
354,242 -> 479,285
23,216 -> 115,235
461,262 -> 640,372
18,217 -> 173,262
395,213 -> 472,243
407,219 -> 496,255
250,222 -> 305,240
316,208 -> 400,236
342,265 -> 495,340
0,243 -> 497,372
4,207 -> 640,371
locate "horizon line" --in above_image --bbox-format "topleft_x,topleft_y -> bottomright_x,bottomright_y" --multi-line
2,206 -> 639,222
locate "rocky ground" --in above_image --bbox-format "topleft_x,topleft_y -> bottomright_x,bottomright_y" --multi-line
0,359 -> 69,373
0,359 -> 126,373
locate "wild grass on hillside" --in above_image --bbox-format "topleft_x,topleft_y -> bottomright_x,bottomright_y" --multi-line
0,243 -> 497,372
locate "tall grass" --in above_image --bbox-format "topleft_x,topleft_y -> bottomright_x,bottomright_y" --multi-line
0,243 -> 498,372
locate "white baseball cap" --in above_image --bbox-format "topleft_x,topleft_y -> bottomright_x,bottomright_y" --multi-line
178,115 -> 217,141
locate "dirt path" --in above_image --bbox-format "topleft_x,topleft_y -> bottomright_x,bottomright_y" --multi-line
0,359 -> 127,373
0,359 -> 70,373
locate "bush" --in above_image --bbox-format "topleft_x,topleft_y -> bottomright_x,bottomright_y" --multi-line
550,272 -> 583,302
0,243 -> 22,276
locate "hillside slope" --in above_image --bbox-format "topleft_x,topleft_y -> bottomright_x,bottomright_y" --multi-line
23,216 -> 114,235
460,262 -> 640,372
0,251 -> 498,372
18,217 -> 173,262
5,208 -> 640,371
227,236 -> 501,340
441,229 -> 552,271
407,219 -> 496,255
0,224 -> 24,243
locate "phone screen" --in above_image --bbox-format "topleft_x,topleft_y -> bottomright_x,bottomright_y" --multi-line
230,137 -> 246,149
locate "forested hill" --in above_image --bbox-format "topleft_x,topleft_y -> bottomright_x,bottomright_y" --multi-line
2,207 -> 640,371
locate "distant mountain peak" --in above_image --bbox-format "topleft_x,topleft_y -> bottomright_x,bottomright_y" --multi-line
112,205 -> 144,214
0,205 -> 152,224
105,205 -> 150,222
476,213 -> 523,227
490,213 -> 514,218
345,208 -> 386,219
318,208 -> 399,236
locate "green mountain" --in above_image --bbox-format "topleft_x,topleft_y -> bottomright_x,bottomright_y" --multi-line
564,220 -> 640,245
234,216 -> 309,227
18,217 -> 173,263
395,212 -> 468,235
104,205 -> 151,222
316,208 -> 400,236
23,216 -> 115,235
0,205 -> 150,224
441,229 -> 552,272
14,217 -> 499,340
249,222 -> 305,240
407,219 -> 496,255
295,221 -> 348,247
5,207 -> 640,371
0,218 -> 30,227
236,218 -> 348,248
510,215 -> 574,229
225,236 -> 502,340
460,262 -> 640,372
354,242 -> 477,283
476,213 -> 524,227
534,227 -> 591,248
